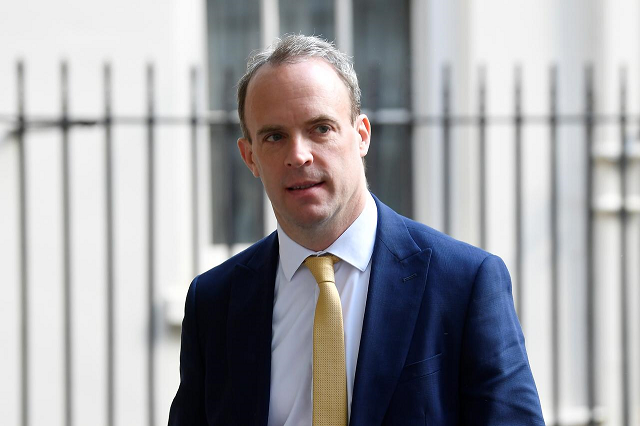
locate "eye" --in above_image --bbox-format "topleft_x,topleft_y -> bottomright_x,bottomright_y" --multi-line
315,124 -> 331,134
265,133 -> 283,142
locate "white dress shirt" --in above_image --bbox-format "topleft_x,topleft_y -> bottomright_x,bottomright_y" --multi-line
267,193 -> 378,426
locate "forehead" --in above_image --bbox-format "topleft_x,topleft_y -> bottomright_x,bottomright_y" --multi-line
243,58 -> 351,129
248,57 -> 346,95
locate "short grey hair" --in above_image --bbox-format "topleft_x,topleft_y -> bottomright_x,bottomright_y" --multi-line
237,34 -> 361,141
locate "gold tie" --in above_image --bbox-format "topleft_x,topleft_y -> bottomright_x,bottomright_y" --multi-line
304,254 -> 348,426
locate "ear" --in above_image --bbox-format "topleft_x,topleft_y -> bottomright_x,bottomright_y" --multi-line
356,114 -> 371,157
237,138 -> 261,177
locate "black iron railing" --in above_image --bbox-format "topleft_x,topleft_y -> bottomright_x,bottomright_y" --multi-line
2,61 -> 639,426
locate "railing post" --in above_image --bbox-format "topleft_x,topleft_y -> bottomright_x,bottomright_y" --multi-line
442,64 -> 451,235
549,64 -> 561,426
366,63 -> 381,194
584,64 -> 596,426
618,65 -> 630,426
190,66 -> 200,277
478,66 -> 487,250
514,65 -> 524,321
146,62 -> 156,426
224,67 -> 237,252
104,61 -> 115,426
60,59 -> 74,426
17,59 -> 29,426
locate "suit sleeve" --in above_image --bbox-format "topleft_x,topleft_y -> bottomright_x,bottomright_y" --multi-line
459,255 -> 545,425
168,276 -> 208,425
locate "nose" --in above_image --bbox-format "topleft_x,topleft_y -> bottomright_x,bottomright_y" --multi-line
285,135 -> 313,168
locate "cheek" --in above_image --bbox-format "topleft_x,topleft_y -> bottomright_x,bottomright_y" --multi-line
345,131 -> 365,157
257,161 -> 279,185
252,150 -> 275,179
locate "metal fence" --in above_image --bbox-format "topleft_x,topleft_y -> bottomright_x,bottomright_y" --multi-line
1,60 -> 639,426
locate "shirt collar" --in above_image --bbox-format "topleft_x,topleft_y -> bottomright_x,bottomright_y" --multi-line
277,192 -> 378,281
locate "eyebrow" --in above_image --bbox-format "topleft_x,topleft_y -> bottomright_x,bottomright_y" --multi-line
305,114 -> 339,127
255,114 -> 341,139
256,125 -> 285,139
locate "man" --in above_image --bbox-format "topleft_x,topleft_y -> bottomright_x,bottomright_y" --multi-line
169,35 -> 544,425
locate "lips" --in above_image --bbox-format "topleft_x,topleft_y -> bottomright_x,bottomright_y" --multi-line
287,181 -> 323,191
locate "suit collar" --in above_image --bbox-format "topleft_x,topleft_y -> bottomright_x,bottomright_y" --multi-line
227,232 -> 279,426
370,193 -> 422,260
350,195 -> 433,426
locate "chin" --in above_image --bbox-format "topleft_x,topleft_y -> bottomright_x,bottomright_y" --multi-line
296,214 -> 330,229
289,210 -> 332,229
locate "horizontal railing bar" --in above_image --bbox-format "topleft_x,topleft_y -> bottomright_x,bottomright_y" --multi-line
1,113 -> 639,127
415,114 -> 636,125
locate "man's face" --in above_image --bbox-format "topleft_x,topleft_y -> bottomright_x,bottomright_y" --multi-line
238,58 -> 371,245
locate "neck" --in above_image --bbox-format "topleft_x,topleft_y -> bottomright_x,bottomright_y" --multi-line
280,191 -> 368,252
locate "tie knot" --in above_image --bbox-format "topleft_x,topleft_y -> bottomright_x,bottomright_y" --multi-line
304,254 -> 340,284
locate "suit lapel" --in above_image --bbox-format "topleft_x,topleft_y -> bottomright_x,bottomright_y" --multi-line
227,233 -> 279,426
350,198 -> 432,426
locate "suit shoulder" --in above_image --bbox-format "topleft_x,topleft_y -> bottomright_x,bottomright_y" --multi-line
401,216 -> 513,300
372,194 -> 496,271
395,216 -> 513,289
402,216 -> 490,262
194,232 -> 278,296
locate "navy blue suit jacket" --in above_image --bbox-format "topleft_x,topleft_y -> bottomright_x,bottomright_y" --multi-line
169,196 -> 545,425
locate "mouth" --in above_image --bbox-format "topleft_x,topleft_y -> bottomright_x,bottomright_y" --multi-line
287,181 -> 323,191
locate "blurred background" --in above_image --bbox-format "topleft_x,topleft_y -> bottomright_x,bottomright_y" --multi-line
1,0 -> 639,425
